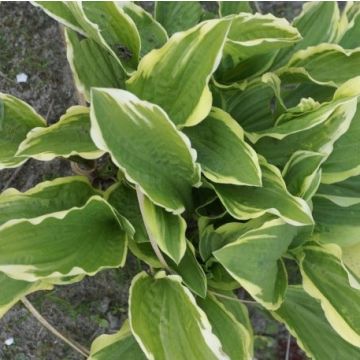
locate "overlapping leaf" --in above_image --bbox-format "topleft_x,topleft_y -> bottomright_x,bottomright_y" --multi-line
89,320 -> 146,360
249,77 -> 360,142
282,151 -> 324,200
217,13 -> 301,82
214,219 -> 297,309
299,243 -> 360,347
0,196 -> 128,281
322,106 -> 360,183
273,286 -> 360,359
183,107 -> 261,186
0,176 -> 98,226
211,159 -> 313,226
197,294 -> 252,359
129,272 -> 229,360
139,192 -> 187,264
167,243 -> 207,298
155,1 -> 202,36
90,88 -> 200,213
79,1 -> 140,70
126,18 -> 231,127
212,73 -> 284,132
273,2 -> 340,67
339,4 -> 360,48
35,1 -> 140,71
255,98 -> 357,167
123,2 -> 168,56
65,30 -> 127,101
283,44 -> 360,86
312,179 -> 360,280
105,181 -> 148,244
16,106 -> 102,161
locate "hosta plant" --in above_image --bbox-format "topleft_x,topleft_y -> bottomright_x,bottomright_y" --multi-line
1,1 -> 360,359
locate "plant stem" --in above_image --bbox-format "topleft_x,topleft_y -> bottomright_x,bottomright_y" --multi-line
135,185 -> 171,271
209,291 -> 259,305
21,297 -> 89,358
285,332 -> 291,360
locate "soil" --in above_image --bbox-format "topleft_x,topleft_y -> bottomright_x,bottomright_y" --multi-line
0,2 -> 307,360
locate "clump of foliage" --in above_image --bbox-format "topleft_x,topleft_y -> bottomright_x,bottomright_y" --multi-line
1,2 -> 360,359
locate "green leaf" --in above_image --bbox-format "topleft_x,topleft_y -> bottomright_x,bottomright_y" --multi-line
65,29 -> 127,102
0,196 -> 128,282
90,88 -> 200,214
16,106 -> 103,161
126,18 -> 231,127
167,243 -> 207,298
211,159 -> 314,226
0,93 -> 45,169
73,1 -> 140,70
299,243 -> 360,347
196,196 -> 227,220
213,73 -> 284,132
313,190 -> 360,246
316,175 -> 360,206
183,107 -> 261,186
322,106 -> 360,183
273,286 -> 360,359
207,263 -> 240,291
127,238 -> 162,269
217,13 -> 301,82
140,193 -> 187,264
32,1 -> 86,35
216,293 -> 253,338
274,2 -> 340,67
339,7 -> 360,49
214,219 -> 297,309
0,176 -> 99,226
285,44 -> 360,86
249,77 -> 360,142
105,182 -> 148,244
0,272 -> 52,319
279,74 -> 335,109
36,2 -> 141,71
122,2 -> 168,57
194,187 -> 227,220
312,183 -> 360,280
255,99 -> 358,167
197,294 -> 253,359
219,1 -> 253,16
0,272 -> 84,319
89,320 -> 146,360
282,151 -> 324,200
129,271 -> 228,360
200,215 -> 271,261
154,1 -> 202,36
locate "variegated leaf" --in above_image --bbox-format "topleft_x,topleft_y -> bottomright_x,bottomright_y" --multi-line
273,286 -> 360,359
126,18 -> 231,127
214,219 -> 297,309
211,159 -> 313,226
129,272 -> 229,360
90,88 -> 200,214
299,243 -> 360,347
16,106 -> 103,161
0,93 -> 45,169
183,107 -> 261,186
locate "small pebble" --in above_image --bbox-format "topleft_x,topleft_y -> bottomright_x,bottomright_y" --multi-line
5,337 -> 14,346
16,73 -> 28,83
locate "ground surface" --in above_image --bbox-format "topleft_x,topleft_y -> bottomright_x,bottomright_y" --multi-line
0,2 -> 306,359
